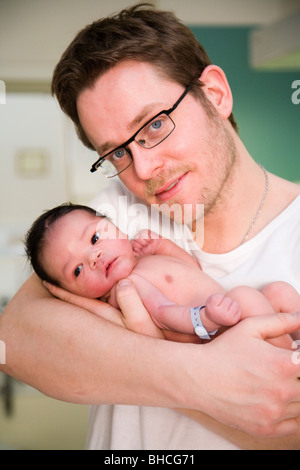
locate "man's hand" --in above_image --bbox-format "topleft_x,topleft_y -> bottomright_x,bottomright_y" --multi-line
2,275 -> 300,440
44,279 -> 164,339
43,281 -> 124,327
200,312 -> 300,437
105,280 -> 300,438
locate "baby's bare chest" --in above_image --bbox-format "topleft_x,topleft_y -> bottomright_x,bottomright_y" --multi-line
132,255 -> 202,305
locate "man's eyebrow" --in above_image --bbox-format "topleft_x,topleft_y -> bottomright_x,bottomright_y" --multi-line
96,141 -> 116,157
127,103 -> 163,133
96,102 -> 164,156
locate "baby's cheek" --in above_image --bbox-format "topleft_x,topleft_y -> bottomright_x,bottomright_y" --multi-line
84,275 -> 106,299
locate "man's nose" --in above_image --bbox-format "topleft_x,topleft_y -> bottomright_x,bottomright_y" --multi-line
129,142 -> 164,180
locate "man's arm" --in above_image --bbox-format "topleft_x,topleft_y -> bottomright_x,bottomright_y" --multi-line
0,274 -> 178,404
1,275 -> 300,438
180,410 -> 300,450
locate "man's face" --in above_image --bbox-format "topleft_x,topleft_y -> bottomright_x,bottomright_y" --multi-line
77,61 -> 236,225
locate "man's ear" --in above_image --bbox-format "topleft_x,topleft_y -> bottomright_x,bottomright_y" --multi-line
199,65 -> 233,120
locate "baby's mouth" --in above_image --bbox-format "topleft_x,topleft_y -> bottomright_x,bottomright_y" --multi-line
105,258 -> 117,277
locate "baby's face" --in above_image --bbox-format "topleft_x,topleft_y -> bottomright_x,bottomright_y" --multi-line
42,210 -> 136,298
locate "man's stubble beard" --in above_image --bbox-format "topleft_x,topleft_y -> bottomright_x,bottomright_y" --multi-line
144,111 -> 238,229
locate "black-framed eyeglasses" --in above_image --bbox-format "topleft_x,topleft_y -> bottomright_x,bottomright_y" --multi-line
90,82 -> 192,178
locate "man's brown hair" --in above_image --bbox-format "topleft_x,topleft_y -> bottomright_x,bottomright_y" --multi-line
52,3 -> 237,151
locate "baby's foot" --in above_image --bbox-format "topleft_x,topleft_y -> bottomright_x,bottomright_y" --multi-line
201,294 -> 242,332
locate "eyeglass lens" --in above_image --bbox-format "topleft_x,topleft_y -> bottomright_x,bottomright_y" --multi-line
96,113 -> 175,177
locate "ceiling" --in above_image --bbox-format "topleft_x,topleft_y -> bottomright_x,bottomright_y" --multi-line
0,0 -> 299,93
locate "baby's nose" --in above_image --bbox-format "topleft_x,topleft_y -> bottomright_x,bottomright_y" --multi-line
88,250 -> 102,269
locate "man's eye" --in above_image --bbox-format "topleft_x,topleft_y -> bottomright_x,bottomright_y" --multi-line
111,148 -> 127,161
74,265 -> 82,278
91,232 -> 100,245
150,119 -> 162,130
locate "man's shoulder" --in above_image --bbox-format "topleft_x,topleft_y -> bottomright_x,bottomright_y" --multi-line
272,174 -> 300,204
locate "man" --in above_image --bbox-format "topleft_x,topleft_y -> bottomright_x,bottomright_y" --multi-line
1,4 -> 300,449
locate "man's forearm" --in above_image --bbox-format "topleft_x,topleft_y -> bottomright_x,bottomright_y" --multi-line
0,274 -> 200,406
180,409 -> 300,450
2,274 -> 300,438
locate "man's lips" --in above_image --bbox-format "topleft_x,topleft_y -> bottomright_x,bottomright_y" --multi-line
154,173 -> 188,201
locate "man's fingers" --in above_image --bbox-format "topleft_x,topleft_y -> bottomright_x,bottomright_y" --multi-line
273,418 -> 298,438
116,279 -> 149,321
116,280 -> 163,338
43,281 -> 91,310
43,281 -> 124,325
249,312 -> 300,340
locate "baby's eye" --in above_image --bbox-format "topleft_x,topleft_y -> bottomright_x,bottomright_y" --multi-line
74,265 -> 82,278
91,232 -> 100,245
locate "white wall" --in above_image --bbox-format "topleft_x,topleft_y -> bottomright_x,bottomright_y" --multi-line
0,94 -> 63,296
1,0 -> 300,84
0,92 -> 109,296
0,93 -> 66,226
0,0 -> 299,298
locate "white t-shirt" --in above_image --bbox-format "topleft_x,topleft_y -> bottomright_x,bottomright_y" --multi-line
87,180 -> 300,450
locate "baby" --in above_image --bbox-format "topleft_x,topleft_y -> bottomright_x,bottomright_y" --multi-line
25,203 -> 300,344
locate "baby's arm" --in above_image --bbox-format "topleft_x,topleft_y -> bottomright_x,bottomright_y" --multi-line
127,273 -> 242,340
127,272 -> 199,338
132,230 -> 199,268
128,273 -> 298,347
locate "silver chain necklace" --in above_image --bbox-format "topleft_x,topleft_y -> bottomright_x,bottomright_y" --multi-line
241,164 -> 269,245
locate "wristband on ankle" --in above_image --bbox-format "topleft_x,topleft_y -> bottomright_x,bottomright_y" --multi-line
190,306 -> 218,340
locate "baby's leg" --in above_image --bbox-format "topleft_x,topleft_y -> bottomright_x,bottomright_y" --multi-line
261,281 -> 300,314
261,281 -> 300,340
225,285 -> 293,349
201,294 -> 242,332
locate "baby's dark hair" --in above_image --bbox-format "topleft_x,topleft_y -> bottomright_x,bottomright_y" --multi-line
25,202 -> 97,285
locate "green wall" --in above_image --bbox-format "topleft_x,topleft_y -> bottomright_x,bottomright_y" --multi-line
190,26 -> 300,182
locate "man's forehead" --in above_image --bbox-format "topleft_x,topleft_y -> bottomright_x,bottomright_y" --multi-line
96,101 -> 165,155
77,61 -> 180,150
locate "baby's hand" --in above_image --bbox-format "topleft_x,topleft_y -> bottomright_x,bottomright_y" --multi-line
132,229 -> 160,257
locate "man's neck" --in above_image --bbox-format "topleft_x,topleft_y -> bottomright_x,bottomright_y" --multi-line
193,157 -> 269,254
194,161 -> 300,255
